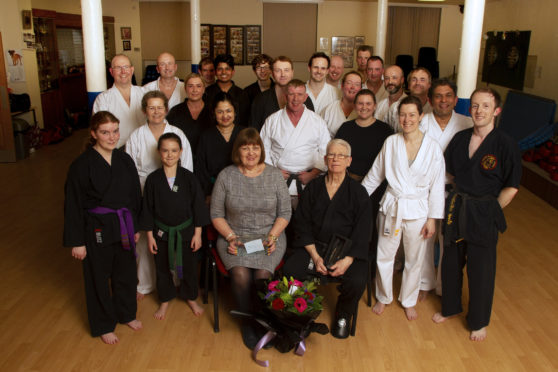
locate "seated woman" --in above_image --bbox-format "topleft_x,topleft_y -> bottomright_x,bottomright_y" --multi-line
361,95 -> 445,321
283,139 -> 372,339
196,91 -> 246,203
210,127 -> 291,349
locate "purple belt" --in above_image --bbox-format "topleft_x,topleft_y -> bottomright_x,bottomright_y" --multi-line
88,206 -> 136,256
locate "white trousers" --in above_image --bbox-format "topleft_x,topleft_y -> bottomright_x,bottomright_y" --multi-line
376,212 -> 428,308
136,232 -> 156,294
420,219 -> 443,295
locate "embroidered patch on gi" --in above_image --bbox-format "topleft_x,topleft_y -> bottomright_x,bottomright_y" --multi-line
172,185 -> 179,192
95,229 -> 103,243
157,229 -> 164,238
481,154 -> 497,170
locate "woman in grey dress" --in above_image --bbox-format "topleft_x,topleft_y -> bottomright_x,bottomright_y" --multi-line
211,127 -> 291,349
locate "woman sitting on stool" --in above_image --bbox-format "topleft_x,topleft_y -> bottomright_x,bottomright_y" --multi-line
283,138 -> 372,339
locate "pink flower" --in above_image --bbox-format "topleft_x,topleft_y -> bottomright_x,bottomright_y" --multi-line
272,298 -> 285,310
268,280 -> 280,292
289,279 -> 303,288
294,297 -> 307,313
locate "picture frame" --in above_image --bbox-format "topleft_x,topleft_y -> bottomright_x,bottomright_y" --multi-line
244,25 -> 262,66
122,40 -> 131,51
21,10 -> 32,30
200,24 -> 211,59
332,36 -> 355,68
211,25 -> 228,59
120,27 -> 132,40
228,26 -> 245,65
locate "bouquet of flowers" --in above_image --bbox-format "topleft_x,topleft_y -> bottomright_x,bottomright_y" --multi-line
261,276 -> 324,317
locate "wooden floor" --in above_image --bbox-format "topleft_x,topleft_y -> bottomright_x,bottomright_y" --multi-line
1,130 -> 557,371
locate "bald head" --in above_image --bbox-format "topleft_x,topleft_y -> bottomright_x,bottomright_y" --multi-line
156,52 -> 178,80
384,65 -> 404,95
110,54 -> 134,86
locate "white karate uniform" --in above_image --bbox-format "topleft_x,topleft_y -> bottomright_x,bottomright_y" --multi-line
363,82 -> 389,103
92,85 -> 145,148
362,133 -> 445,307
320,100 -> 357,137
374,93 -> 408,133
260,106 -> 331,195
125,121 -> 193,295
306,82 -> 339,115
142,77 -> 186,110
419,111 -> 472,294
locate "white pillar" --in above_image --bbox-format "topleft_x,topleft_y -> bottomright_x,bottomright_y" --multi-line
457,0 -> 486,99
376,0 -> 388,60
81,0 -> 106,109
190,0 -> 201,73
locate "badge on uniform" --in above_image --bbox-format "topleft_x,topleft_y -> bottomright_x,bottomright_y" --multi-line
172,185 -> 179,192
157,229 -> 164,238
95,229 -> 103,243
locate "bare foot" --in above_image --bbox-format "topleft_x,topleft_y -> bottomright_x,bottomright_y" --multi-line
126,319 -> 143,331
136,291 -> 144,301
154,302 -> 169,320
432,312 -> 455,323
187,299 -> 205,316
470,327 -> 487,341
404,307 -> 418,321
418,290 -> 429,302
372,301 -> 385,315
100,332 -> 119,344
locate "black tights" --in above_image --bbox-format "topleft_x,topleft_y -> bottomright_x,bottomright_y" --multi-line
229,266 -> 271,314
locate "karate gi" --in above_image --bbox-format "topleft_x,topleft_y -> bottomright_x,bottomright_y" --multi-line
320,100 -> 358,137
283,175 -> 372,319
260,106 -> 331,195
306,82 -> 339,116
250,88 -> 315,131
92,85 -> 145,148
142,77 -> 186,110
419,111 -> 472,293
64,147 -> 141,337
441,127 -> 521,331
166,99 -> 212,156
205,82 -> 251,126
363,82 -> 389,103
126,121 -> 193,295
140,167 -> 209,303
362,133 -> 445,307
374,93 -> 408,132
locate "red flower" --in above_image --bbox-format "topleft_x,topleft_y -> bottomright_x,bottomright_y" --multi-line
294,297 -> 307,313
272,298 -> 285,310
268,280 -> 280,292
305,291 -> 315,301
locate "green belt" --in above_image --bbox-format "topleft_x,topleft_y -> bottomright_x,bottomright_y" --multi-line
155,218 -> 193,279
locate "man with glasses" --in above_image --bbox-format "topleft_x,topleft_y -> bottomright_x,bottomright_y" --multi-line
93,54 -> 144,147
142,52 -> 186,110
204,54 -> 250,125
244,54 -> 274,105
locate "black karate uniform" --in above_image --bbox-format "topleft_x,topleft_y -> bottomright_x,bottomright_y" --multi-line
195,125 -> 245,197
442,127 -> 522,330
63,147 -> 142,337
283,175 -> 372,319
335,119 -> 393,276
244,79 -> 275,107
166,99 -> 212,155
140,167 -> 210,302
204,82 -> 251,126
249,88 -> 315,131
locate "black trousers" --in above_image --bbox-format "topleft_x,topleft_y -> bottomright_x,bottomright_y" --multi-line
153,238 -> 200,303
283,249 -> 368,318
82,241 -> 137,337
441,234 -> 498,331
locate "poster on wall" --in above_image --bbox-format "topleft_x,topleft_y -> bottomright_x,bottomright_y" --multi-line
200,24 -> 210,59
332,36 -> 355,68
211,25 -> 228,59
354,36 -> 365,50
6,49 -> 26,82
245,25 -> 261,65
228,26 -> 244,65
482,30 -> 531,90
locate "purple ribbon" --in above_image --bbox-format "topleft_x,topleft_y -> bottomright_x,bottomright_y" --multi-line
88,207 -> 136,256
252,330 -> 276,367
295,338 -> 307,356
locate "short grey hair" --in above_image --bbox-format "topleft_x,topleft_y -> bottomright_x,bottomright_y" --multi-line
326,138 -> 351,156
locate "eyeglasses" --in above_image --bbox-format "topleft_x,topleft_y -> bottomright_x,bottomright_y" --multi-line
112,65 -> 131,71
147,106 -> 166,112
326,153 -> 350,159
256,65 -> 270,71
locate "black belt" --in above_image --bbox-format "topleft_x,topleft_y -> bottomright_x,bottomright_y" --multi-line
286,173 -> 304,195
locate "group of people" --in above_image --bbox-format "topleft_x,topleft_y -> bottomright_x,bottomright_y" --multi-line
64,47 -> 522,348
